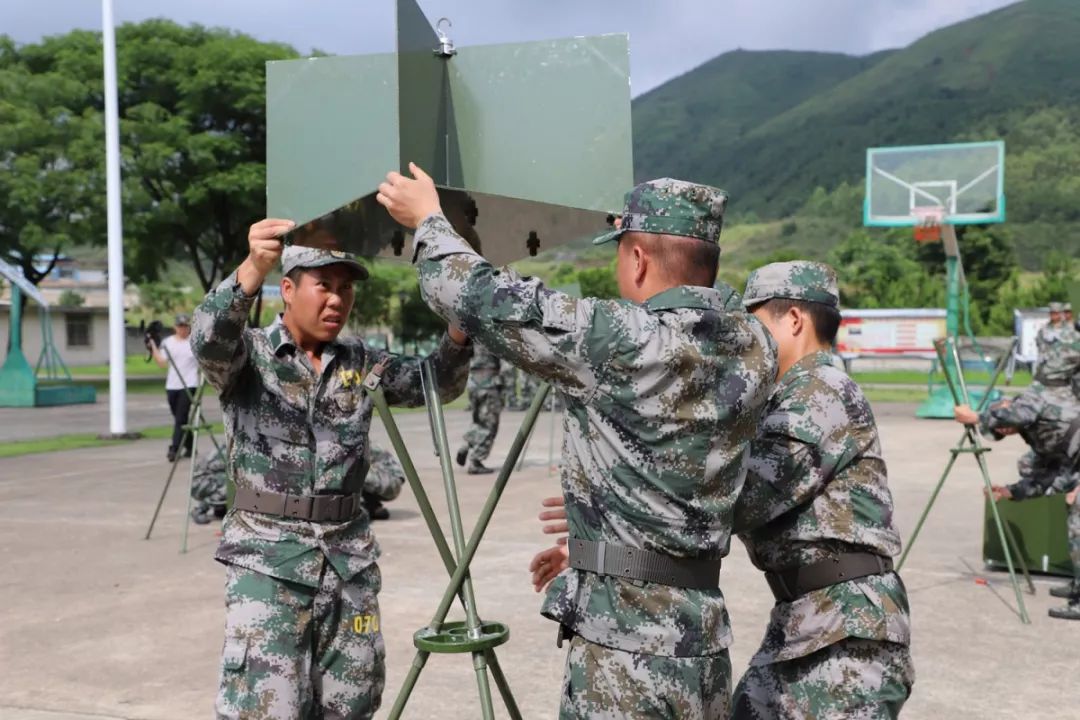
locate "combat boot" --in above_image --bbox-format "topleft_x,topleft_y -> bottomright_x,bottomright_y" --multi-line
456,446 -> 469,468
467,462 -> 495,475
1048,579 -> 1080,599
1048,600 -> 1080,621
363,492 -> 390,521
191,509 -> 212,525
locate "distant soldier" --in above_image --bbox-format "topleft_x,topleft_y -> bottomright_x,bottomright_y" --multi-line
362,443 -> 406,521
456,344 -> 503,475
379,166 -> 777,718
1035,301 -> 1079,389
190,445 -> 228,525
955,382 -> 1080,619
192,220 -> 471,720
499,363 -> 519,410
518,369 -> 541,410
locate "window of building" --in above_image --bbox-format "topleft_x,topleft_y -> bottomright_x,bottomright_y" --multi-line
66,313 -> 92,348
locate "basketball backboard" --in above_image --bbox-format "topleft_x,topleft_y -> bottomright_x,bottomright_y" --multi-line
864,141 -> 1005,227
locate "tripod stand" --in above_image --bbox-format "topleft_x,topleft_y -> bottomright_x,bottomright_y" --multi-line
898,336 -> 1033,624
364,358 -> 551,720
144,344 -> 224,553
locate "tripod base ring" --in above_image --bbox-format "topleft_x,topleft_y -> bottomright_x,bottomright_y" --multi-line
414,621 -> 510,654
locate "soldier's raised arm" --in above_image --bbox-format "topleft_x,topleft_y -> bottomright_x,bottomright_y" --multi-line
367,329 -> 472,407
377,163 -> 598,396
191,219 -> 293,393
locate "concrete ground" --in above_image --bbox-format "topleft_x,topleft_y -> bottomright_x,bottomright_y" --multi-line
0,402 -> 1077,720
0,393 -> 222,443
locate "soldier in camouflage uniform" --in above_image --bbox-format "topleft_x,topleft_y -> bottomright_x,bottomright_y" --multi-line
190,445 -> 229,525
1034,302 -> 1080,389
456,344 -> 503,474
518,369 -> 542,410
955,379 -> 1080,618
378,165 -> 777,719
362,444 -> 406,521
499,363 -> 520,410
191,219 -> 471,720
726,262 -> 914,719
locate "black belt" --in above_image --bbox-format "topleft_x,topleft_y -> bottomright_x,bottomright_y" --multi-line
765,553 -> 893,603
568,538 -> 722,590
233,486 -> 363,523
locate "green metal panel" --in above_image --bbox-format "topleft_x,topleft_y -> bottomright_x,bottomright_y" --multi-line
396,0 -> 454,184
447,34 -> 632,212
983,495 -> 1072,577
266,54 -> 400,223
271,23 -> 632,265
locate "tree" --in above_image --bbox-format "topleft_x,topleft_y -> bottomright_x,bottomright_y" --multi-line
827,231 -> 942,310
576,262 -> 618,300
398,284 -> 445,353
0,35 -> 100,291
114,22 -> 298,291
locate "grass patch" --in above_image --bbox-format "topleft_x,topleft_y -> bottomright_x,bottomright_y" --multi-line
0,422 -> 226,459
862,387 -> 931,404
69,354 -> 166,378
852,368 -> 1032,387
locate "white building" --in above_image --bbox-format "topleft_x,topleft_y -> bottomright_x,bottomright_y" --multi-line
0,303 -> 116,367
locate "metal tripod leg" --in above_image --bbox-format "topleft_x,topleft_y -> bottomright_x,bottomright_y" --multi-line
900,337 -> 1018,567
145,379 -> 209,540
932,338 -> 1029,623
367,366 -> 546,720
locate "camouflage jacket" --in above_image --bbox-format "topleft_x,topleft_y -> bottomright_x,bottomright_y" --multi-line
191,273 -> 471,587
1035,323 -> 1080,385
979,385 -> 1080,498
468,344 -> 503,392
413,212 -> 777,656
733,352 -> 909,665
366,444 -> 406,502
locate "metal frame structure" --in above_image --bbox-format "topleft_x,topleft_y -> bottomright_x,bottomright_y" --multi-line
364,359 -> 550,719
144,345 -> 224,553
898,337 -> 1033,624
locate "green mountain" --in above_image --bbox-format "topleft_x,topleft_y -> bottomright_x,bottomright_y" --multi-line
632,0 -> 1080,242
632,49 -> 892,185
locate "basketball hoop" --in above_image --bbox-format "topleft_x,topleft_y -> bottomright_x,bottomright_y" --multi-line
913,206 -> 945,243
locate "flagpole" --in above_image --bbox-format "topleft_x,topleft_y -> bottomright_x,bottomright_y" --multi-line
101,0 -> 128,435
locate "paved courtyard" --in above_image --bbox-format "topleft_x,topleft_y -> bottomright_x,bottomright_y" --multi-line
0,402 -> 1077,719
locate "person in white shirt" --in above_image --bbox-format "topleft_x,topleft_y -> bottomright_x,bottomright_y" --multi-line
149,313 -> 200,462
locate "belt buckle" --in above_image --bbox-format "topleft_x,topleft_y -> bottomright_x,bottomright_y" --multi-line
314,495 -> 343,522
285,493 -> 312,520
341,494 -> 356,519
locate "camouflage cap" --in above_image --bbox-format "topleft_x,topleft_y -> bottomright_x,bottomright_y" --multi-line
593,178 -> 728,246
174,313 -> 191,326
742,261 -> 840,309
1049,302 -> 1065,313
281,245 -> 368,280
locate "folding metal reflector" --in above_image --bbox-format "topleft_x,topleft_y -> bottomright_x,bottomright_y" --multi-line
267,0 -> 633,266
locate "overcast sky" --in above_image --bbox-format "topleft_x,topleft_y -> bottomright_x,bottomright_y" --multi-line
3,0 -> 1017,95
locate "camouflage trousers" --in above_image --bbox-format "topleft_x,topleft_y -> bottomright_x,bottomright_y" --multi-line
559,635 -> 732,719
464,388 -> 502,464
731,638 -> 914,720
216,562 -> 385,719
